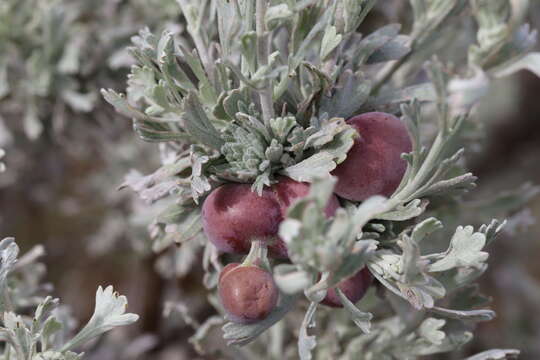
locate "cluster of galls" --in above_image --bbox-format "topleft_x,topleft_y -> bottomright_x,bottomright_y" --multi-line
202,112 -> 412,324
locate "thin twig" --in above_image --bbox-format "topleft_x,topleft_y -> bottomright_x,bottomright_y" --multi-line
256,0 -> 275,122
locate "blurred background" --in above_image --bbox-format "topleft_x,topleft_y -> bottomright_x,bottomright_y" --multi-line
1,1 -> 540,359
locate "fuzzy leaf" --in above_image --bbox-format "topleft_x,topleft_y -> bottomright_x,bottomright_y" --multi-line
281,152 -> 336,182
494,48 -> 540,79
223,294 -> 298,346
298,302 -> 318,360
183,93 -> 224,150
418,318 -> 446,346
376,199 -> 428,221
428,226 -> 488,272
465,349 -> 520,360
319,70 -> 371,120
337,288 -> 373,333
429,306 -> 495,322
60,286 -> 139,352
365,83 -> 436,108
320,26 -> 342,60
367,35 -> 410,63
411,218 -> 444,243
101,89 -> 153,121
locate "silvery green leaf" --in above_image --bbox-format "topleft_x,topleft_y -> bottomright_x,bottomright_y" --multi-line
418,173 -> 478,198
418,318 -> 446,345
290,5 -> 334,70
353,24 -> 402,65
179,45 -> 218,105
469,0 -> 511,66
224,60 -> 263,89
336,288 -> 372,333
320,26 -> 342,60
397,236 -> 446,309
308,176 -> 337,210
127,65 -> 157,104
33,351 -> 83,360
223,293 -> 299,346
240,32 -> 258,74
274,265 -> 312,294
121,159 -> 190,195
429,306 -> 495,322
157,203 -> 190,225
494,52 -> 540,78
34,296 -> 59,325
411,0 -> 462,43
479,219 -> 506,246
376,199 -> 428,221
0,237 -> 18,313
465,349 -> 520,360
101,89 -> 154,121
330,240 -> 377,287
153,208 -> 202,252
341,0 -> 375,33
279,218 -> 303,244
319,70 -> 371,120
4,312 -> 32,359
428,226 -> 488,272
439,265 -> 488,293
122,175 -> 182,205
367,35 -> 411,63
0,237 -> 18,285
352,195 -> 387,229
409,328 -> 473,356
190,147 -> 213,202
145,82 -> 171,114
183,92 -> 224,150
365,83 -> 436,108
417,148 -> 467,195
317,122 -> 357,164
216,0 -> 240,58
252,170 -> 272,195
369,252 -> 445,310
266,4 -> 293,29
222,87 -> 252,121
60,286 -> 139,352
411,217 -> 443,243
298,302 -> 318,360
132,120 -> 191,143
41,316 -> 63,342
281,152 -> 336,182
301,62 -> 333,95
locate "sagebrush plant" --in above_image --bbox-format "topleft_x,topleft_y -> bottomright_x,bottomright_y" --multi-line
103,0 -> 540,359
0,0 -> 181,271
0,236 -> 138,359
0,0 -> 178,140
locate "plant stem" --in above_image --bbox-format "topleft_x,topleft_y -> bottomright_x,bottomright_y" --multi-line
242,239 -> 270,270
256,0 -> 275,122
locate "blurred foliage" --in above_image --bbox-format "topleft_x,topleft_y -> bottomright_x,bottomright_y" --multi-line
0,0 -> 540,359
